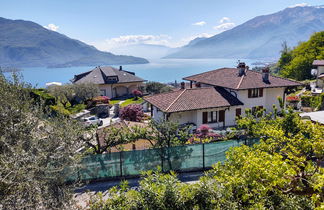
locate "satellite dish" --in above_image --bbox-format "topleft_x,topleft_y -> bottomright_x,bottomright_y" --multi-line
311,69 -> 318,76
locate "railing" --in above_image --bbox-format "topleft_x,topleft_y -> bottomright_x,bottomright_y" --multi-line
66,138 -> 259,182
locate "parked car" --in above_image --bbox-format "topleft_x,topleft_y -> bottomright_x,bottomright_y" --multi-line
82,116 -> 103,127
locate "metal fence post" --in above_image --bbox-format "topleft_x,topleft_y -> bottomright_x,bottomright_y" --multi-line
161,147 -> 164,172
119,151 -> 123,177
202,143 -> 205,170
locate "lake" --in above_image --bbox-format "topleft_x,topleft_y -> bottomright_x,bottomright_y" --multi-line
4,58 -> 260,87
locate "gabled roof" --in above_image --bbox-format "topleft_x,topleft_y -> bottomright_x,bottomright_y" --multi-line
144,87 -> 243,113
72,66 -> 145,84
313,60 -> 324,66
183,68 -> 303,90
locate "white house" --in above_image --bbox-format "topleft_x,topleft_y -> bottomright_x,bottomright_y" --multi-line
312,60 -> 324,94
72,66 -> 145,98
144,63 -> 303,129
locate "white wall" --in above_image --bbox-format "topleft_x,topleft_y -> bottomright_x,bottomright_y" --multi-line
317,66 -> 324,88
152,106 -> 165,122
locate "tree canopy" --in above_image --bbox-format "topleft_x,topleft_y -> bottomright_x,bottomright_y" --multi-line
278,31 -> 324,81
0,73 -> 85,209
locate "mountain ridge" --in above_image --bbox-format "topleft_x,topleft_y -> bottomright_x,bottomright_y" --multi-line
0,17 -> 148,68
165,5 -> 324,60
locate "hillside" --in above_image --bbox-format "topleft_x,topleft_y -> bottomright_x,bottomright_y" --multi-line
0,17 -> 148,68
166,5 -> 324,60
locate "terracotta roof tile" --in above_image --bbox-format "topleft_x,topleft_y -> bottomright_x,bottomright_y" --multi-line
144,87 -> 243,113
183,68 -> 303,90
313,60 -> 324,66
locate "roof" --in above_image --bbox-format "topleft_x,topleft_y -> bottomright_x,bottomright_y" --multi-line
72,66 -> 145,84
183,68 -> 303,90
144,87 -> 243,113
299,111 -> 324,125
313,60 -> 324,66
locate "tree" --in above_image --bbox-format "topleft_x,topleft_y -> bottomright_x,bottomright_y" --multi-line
279,31 -> 324,80
119,104 -> 144,122
0,73 -> 84,209
144,81 -> 172,94
132,89 -> 142,100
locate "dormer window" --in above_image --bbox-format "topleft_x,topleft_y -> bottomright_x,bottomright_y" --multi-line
106,76 -> 118,82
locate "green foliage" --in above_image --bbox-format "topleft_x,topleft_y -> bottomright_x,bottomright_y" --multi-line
0,73 -> 84,209
144,81 -> 172,94
90,108 -> 323,209
120,97 -> 144,107
30,88 -> 56,105
301,93 -> 324,110
279,31 -> 324,80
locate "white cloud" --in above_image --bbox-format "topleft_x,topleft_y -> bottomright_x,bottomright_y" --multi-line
213,17 -> 235,32
219,17 -> 230,24
44,23 -> 59,31
92,34 -> 173,51
288,3 -> 309,8
213,22 -> 235,31
192,21 -> 206,26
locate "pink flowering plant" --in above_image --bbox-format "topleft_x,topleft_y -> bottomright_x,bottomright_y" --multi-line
120,104 -> 144,122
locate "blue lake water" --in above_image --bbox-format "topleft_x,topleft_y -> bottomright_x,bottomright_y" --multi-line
4,58 -> 260,87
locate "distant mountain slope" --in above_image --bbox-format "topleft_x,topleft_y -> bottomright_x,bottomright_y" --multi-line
0,17 -> 148,67
166,6 -> 324,60
110,44 -> 178,59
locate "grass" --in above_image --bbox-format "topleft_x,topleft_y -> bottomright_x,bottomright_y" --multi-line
120,97 -> 144,107
109,99 -> 121,105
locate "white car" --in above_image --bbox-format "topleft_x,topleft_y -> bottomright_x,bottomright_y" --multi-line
82,116 -> 103,127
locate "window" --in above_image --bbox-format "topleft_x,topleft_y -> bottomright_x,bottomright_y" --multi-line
248,88 -> 263,98
235,108 -> 241,117
202,111 -> 218,124
100,89 -> 106,96
252,106 -> 264,116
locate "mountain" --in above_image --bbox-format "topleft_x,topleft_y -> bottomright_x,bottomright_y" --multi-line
166,5 -> 324,60
0,17 -> 148,68
110,44 -> 178,59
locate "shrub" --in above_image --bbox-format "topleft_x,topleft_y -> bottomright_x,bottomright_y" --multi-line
119,104 -> 144,122
92,96 -> 110,104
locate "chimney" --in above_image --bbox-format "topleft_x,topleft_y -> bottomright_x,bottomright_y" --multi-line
119,66 -> 122,71
180,82 -> 185,89
237,62 -> 246,76
262,67 -> 270,83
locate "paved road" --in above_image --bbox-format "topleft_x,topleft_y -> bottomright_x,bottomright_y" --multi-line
75,171 -> 205,193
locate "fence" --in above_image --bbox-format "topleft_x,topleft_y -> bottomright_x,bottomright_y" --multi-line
67,138 -> 259,182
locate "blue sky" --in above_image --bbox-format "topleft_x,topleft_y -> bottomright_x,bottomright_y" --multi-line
1,0 -> 323,52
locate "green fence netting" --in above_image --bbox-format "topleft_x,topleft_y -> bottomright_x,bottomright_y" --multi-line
67,138 -> 259,182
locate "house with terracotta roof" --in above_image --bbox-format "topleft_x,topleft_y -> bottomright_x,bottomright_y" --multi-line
312,60 -> 324,94
144,62 -> 303,129
72,66 -> 145,98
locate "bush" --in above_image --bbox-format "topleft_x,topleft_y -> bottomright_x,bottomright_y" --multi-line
119,104 -> 144,122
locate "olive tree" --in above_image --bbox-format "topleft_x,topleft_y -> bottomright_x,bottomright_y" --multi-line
0,73 -> 84,209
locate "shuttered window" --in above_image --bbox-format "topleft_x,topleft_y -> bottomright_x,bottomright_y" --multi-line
259,88 -> 263,97
202,112 -> 208,124
219,110 -> 225,122
236,108 -> 241,117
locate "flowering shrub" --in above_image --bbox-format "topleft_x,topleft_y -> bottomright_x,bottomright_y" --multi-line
186,124 -> 222,144
286,95 -> 300,102
92,96 -> 110,104
120,104 -> 144,122
132,89 -> 142,100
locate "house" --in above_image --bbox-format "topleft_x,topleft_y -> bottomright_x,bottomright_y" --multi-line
72,66 -> 145,98
144,62 -> 303,128
312,60 -> 324,94
300,111 -> 324,125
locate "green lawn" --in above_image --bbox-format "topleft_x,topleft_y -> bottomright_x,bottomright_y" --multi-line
120,97 -> 144,107
109,99 -> 121,105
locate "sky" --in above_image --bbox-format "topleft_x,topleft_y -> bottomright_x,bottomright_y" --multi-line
1,0 -> 323,53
